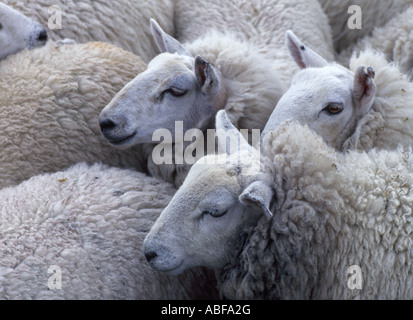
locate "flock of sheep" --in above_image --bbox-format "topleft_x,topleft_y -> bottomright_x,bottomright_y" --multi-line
1,0 -> 413,300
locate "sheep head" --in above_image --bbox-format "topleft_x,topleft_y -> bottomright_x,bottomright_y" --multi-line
143,110 -> 273,274
262,30 -> 376,151
0,3 -> 47,60
99,19 -> 227,148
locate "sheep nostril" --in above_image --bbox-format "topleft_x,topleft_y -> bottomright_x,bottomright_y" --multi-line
144,250 -> 158,263
99,119 -> 116,132
37,29 -> 48,42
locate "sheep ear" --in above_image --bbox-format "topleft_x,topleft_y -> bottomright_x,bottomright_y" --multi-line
195,55 -> 221,96
286,30 -> 328,69
150,19 -> 191,56
353,66 -> 376,115
215,110 -> 250,156
240,181 -> 273,218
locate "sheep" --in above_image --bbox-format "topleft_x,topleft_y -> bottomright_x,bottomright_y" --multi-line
99,19 -> 286,186
4,0 -> 175,63
100,0 -> 336,185
0,41 -> 149,189
0,3 -> 47,60
174,0 -> 335,85
0,162 -> 218,300
337,6 -> 413,80
262,31 -> 413,153
144,110 -> 413,299
318,0 -> 413,53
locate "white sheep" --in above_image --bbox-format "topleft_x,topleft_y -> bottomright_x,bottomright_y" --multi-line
174,0 -> 335,85
144,110 -> 413,299
0,3 -> 47,60
338,6 -> 413,80
4,0 -> 175,62
262,31 -> 413,153
99,2 -> 335,186
99,0 -> 337,186
318,0 -> 413,53
99,19 -> 286,186
143,111 -> 274,276
0,41 -> 148,189
0,162 -> 218,300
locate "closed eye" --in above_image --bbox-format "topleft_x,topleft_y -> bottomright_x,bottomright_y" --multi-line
160,87 -> 188,100
169,87 -> 188,97
202,209 -> 228,218
323,103 -> 343,115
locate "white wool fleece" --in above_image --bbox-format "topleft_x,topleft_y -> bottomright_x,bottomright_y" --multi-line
219,122 -> 413,299
0,163 -> 218,300
0,41 -> 147,189
3,0 -> 175,62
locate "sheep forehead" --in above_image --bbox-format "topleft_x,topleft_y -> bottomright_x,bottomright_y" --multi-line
147,53 -> 194,74
288,66 -> 354,103
188,160 -> 238,186
183,156 -> 242,189
120,54 -> 195,100
128,53 -> 195,93
184,153 -> 261,192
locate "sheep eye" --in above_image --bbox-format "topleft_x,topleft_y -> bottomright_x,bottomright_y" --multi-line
202,209 -> 228,218
324,103 -> 343,115
0,23 -> 3,31
159,87 -> 187,101
168,87 -> 187,97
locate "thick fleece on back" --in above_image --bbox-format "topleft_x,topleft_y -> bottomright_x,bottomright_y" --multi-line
219,123 -> 413,299
0,163 -> 218,300
4,0 -> 175,62
0,41 -> 147,189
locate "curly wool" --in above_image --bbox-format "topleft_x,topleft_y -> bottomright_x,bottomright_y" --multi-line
219,123 -> 413,300
4,0 -> 175,62
0,163 -> 218,300
343,49 -> 413,152
185,31 -> 286,131
0,41 -> 148,189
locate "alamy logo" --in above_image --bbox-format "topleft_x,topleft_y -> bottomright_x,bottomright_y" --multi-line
348,5 -> 362,30
48,5 -> 62,30
347,265 -> 362,290
151,121 -> 262,175
48,265 -> 62,290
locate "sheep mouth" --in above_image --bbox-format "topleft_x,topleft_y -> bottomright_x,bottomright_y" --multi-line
160,260 -> 185,276
107,131 -> 137,146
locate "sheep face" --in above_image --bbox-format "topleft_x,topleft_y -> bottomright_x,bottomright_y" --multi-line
262,31 -> 376,151
0,3 -> 47,60
143,158 -> 246,273
99,19 -> 226,148
143,111 -> 273,274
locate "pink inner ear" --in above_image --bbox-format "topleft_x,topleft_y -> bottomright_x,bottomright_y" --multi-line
195,58 -> 208,86
357,72 -> 368,96
357,68 -> 373,97
290,47 -> 306,69
196,65 -> 206,86
287,31 -> 307,69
